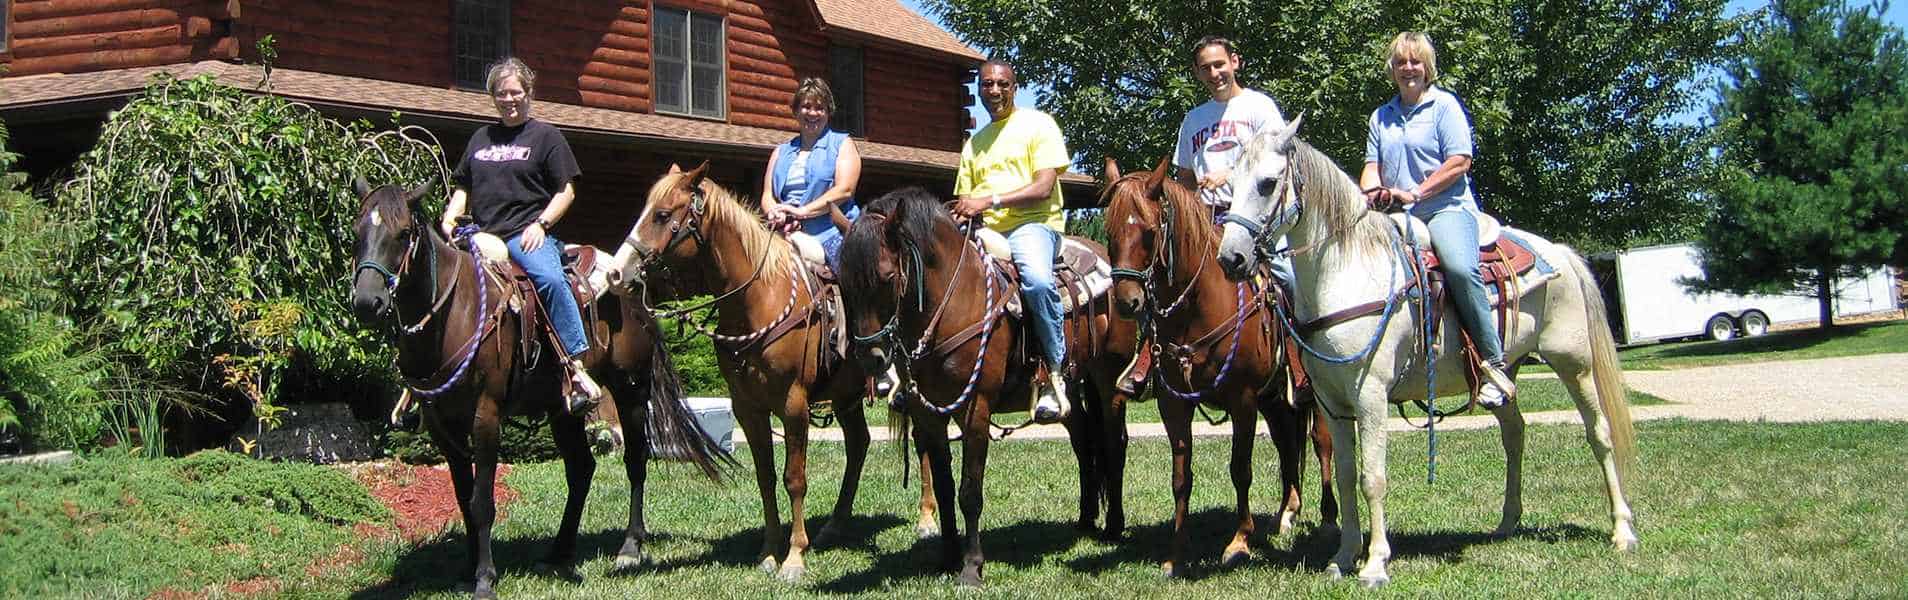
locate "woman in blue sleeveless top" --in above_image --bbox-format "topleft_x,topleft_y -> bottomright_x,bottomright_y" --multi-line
760,78 -> 861,270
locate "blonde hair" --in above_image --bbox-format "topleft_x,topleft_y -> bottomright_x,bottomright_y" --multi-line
485,57 -> 537,97
790,77 -> 836,115
1384,32 -> 1438,83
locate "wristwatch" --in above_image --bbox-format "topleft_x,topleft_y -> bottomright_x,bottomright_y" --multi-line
990,194 -> 1001,210
535,217 -> 554,229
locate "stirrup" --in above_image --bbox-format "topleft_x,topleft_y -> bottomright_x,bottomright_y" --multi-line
1475,362 -> 1516,409
1033,368 -> 1071,424
567,366 -> 605,415
1115,346 -> 1153,396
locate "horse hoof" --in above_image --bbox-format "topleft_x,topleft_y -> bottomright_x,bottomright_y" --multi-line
776,564 -> 806,582
1612,537 -> 1639,553
532,561 -> 581,583
611,552 -> 650,573
1221,548 -> 1250,568
1277,512 -> 1298,536
916,523 -> 941,540
473,584 -> 498,600
957,569 -> 983,587
1160,562 -> 1180,579
1325,563 -> 1345,580
757,556 -> 779,573
1359,573 -> 1391,589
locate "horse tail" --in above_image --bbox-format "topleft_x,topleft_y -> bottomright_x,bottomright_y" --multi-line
640,308 -> 739,481
1565,249 -> 1637,485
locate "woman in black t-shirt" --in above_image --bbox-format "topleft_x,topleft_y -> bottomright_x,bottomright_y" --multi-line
441,58 -> 601,414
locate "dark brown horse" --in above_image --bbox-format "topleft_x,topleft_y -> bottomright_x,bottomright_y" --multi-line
838,187 -> 1138,586
609,164 -> 875,581
348,180 -> 729,599
1100,159 -> 1337,576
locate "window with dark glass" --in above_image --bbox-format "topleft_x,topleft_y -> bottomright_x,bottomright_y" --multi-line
828,45 -> 865,136
453,0 -> 511,90
653,6 -> 726,119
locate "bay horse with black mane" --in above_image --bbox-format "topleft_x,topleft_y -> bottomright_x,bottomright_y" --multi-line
349,180 -> 730,599
838,187 -> 1138,586
1100,158 -> 1338,577
609,163 -> 878,581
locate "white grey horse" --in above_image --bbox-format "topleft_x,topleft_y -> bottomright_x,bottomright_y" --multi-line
1212,117 -> 1639,587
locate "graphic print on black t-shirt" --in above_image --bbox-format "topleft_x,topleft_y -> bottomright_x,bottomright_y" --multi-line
452,119 -> 582,237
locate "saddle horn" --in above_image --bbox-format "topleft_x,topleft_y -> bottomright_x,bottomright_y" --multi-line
1103,157 -> 1122,182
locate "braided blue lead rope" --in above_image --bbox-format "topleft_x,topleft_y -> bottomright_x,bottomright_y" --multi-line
1275,230 -> 1407,366
921,250 -> 997,416
410,226 -> 489,397
1155,282 -> 1250,402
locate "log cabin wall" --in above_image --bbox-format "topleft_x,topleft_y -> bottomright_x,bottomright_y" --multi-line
0,0 -> 241,75
230,0 -> 452,88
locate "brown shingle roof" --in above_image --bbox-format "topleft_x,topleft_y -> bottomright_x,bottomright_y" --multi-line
811,0 -> 984,62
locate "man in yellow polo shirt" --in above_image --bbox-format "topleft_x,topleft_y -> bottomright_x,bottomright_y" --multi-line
951,58 -> 1072,424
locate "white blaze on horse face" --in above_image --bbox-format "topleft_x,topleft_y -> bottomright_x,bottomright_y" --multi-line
366,209 -> 382,230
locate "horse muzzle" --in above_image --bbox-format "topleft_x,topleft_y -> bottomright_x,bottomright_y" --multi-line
1112,285 -> 1144,319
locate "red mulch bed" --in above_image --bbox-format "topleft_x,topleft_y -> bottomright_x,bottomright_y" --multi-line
352,462 -> 521,544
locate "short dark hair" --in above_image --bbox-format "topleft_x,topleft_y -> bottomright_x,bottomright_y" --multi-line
979,58 -> 1017,82
791,77 -> 836,115
1192,35 -> 1237,62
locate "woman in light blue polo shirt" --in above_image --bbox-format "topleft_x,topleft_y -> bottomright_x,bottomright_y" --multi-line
1359,31 -> 1515,408
761,77 -> 861,270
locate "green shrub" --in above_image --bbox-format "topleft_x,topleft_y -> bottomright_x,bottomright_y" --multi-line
54,72 -> 445,416
0,119 -> 111,451
0,451 -> 387,596
382,416 -> 562,465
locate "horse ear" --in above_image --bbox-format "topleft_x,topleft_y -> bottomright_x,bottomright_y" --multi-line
1103,157 -> 1122,182
1276,113 -> 1305,148
352,176 -> 372,199
404,180 -> 435,205
666,163 -> 683,175
1143,156 -> 1170,196
683,161 -> 711,188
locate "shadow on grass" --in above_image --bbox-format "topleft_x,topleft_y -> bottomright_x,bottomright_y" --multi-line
1636,321 -> 1900,362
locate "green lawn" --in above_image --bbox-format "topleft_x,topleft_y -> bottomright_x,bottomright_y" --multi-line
1122,378 -> 1669,424
327,420 -> 1903,598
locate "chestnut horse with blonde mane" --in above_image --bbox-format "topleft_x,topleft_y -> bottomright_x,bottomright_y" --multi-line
1100,158 -> 1337,577
610,163 -> 877,581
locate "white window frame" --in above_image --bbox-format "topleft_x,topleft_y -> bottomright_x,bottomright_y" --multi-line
652,6 -> 727,119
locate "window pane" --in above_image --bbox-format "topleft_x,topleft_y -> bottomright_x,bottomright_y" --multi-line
691,65 -> 723,115
829,46 -> 864,135
689,14 -> 723,65
653,9 -> 686,60
452,0 -> 510,89
656,60 -> 687,112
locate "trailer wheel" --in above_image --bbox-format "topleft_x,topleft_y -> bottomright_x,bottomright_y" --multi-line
1706,314 -> 1738,341
1739,310 -> 1770,337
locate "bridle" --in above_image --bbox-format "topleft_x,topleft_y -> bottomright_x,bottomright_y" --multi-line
354,195 -> 457,335
1221,157 -> 1308,263
1107,178 -> 1210,319
849,213 -> 1002,417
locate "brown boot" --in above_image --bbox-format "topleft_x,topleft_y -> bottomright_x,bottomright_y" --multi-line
1115,344 -> 1153,396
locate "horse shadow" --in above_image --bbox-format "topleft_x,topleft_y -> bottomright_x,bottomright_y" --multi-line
632,512 -> 911,575
349,528 -> 674,598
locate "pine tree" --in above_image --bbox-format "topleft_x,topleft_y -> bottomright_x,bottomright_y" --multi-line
1699,0 -> 1908,328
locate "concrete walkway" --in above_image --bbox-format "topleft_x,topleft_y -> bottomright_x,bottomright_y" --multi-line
773,353 -> 1908,443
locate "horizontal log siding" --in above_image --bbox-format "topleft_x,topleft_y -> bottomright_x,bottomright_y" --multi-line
1,0 -> 237,75
232,0 -> 450,88
862,46 -> 967,150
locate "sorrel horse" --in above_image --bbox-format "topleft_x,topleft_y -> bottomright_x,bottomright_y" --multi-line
348,180 -> 729,599
1100,158 -> 1338,576
610,163 -> 875,581
1213,118 -> 1639,587
838,187 -> 1138,586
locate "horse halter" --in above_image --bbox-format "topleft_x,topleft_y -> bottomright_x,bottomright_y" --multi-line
1222,158 -> 1305,259
354,203 -> 443,334
640,185 -> 710,268
1109,181 -> 1204,317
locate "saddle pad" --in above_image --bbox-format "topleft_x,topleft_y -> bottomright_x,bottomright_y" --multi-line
468,233 -> 615,309
786,232 -> 835,282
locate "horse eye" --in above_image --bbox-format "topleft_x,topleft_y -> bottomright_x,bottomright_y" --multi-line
1256,177 -> 1278,198
655,209 -> 672,221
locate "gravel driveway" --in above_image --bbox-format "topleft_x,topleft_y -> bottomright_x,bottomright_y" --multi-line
786,353 -> 1908,442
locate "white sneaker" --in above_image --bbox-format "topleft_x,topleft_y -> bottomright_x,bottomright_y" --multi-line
1033,368 -> 1072,424
1475,362 -> 1515,409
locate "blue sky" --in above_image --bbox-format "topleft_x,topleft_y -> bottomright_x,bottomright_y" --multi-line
897,0 -> 1908,132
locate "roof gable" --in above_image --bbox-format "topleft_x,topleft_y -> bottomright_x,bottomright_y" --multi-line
809,0 -> 983,62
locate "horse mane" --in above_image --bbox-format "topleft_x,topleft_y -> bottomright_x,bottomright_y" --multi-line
1104,172 -> 1219,260
1238,130 -> 1393,267
646,171 -> 791,271
839,186 -> 943,308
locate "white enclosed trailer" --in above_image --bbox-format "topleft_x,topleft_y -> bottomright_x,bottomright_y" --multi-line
1588,243 -> 1900,345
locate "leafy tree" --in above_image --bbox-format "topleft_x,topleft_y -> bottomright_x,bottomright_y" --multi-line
1698,0 -> 1908,328
924,0 -> 1739,251
55,73 -> 446,420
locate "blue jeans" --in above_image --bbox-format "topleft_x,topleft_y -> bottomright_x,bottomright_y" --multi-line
1006,223 -> 1066,368
508,232 -> 590,357
1426,209 -> 1502,363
